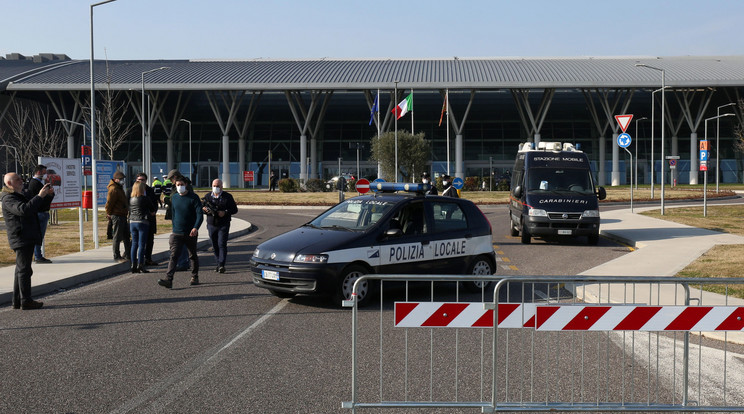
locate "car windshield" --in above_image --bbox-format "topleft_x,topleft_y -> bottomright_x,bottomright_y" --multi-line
527,168 -> 594,195
307,198 -> 396,231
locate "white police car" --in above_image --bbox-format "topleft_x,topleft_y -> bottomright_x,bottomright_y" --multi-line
250,182 -> 496,306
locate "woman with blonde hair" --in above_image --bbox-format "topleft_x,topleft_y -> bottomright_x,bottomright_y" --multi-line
129,180 -> 156,273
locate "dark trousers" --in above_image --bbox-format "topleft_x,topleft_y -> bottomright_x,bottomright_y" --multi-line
111,215 -> 131,259
207,223 -> 230,267
34,211 -> 50,260
166,233 -> 199,279
145,218 -> 155,261
13,245 -> 35,306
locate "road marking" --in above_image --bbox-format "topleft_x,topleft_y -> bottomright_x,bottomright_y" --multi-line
111,299 -> 289,413
494,243 -> 518,270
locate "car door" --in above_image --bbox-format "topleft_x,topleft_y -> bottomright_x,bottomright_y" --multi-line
429,199 -> 471,273
375,200 -> 435,274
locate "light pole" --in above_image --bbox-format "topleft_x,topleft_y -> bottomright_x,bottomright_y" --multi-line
141,66 -> 169,182
636,64 -> 667,215
634,117 -> 647,190
716,102 -> 736,193
179,119 -> 192,181
90,0 -> 117,248
704,113 -> 735,216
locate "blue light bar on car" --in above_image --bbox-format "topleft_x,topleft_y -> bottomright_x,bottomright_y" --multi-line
373,182 -> 432,193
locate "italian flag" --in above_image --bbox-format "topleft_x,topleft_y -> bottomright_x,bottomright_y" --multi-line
392,93 -> 413,119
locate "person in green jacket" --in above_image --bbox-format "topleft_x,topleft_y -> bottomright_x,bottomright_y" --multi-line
157,176 -> 203,288
151,176 -> 164,208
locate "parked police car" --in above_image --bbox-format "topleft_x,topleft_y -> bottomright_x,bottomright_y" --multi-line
251,182 -> 496,306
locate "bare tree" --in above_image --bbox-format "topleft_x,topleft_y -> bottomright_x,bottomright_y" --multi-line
1,99 -> 65,176
734,98 -> 744,154
83,59 -> 137,160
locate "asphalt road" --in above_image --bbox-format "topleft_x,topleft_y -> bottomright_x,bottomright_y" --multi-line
4,203 -> 736,413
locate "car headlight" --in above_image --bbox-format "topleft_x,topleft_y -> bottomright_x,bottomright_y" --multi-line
582,210 -> 600,218
528,208 -> 547,217
252,248 -> 260,257
293,254 -> 328,263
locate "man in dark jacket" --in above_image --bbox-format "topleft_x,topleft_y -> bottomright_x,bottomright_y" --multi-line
158,176 -> 204,288
202,178 -> 238,273
27,164 -> 55,263
105,171 -> 130,262
2,172 -> 54,310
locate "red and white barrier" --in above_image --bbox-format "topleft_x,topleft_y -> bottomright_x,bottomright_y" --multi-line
535,305 -> 744,332
394,302 -> 536,328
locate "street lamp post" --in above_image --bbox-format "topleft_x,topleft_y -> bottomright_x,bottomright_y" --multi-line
90,0 -> 117,249
141,66 -> 169,182
716,102 -> 736,193
633,117 -> 647,190
179,119 -> 192,181
636,64 -> 667,215
704,113 -> 735,216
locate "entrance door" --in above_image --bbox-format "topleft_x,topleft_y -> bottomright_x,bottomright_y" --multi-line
198,164 -> 219,188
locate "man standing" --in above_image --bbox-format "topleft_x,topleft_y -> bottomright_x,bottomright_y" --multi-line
158,176 -> 203,288
202,178 -> 238,273
2,172 -> 54,310
26,164 -> 55,263
105,171 -> 130,263
151,175 -> 164,208
441,175 -> 459,198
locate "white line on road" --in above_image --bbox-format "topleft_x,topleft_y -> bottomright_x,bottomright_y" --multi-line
111,299 -> 289,414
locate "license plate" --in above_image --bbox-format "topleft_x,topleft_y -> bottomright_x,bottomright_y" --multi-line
262,270 -> 280,281
558,230 -> 572,235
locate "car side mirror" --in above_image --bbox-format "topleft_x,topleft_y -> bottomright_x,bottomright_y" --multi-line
597,186 -> 607,200
385,228 -> 402,237
513,185 -> 523,198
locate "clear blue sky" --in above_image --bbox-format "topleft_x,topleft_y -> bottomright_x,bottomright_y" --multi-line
2,0 -> 743,60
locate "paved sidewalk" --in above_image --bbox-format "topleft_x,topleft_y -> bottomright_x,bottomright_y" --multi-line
0,215 -> 253,305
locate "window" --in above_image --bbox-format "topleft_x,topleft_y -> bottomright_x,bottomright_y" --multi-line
432,202 -> 468,233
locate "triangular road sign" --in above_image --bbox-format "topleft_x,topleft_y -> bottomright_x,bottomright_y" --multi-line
615,114 -> 633,133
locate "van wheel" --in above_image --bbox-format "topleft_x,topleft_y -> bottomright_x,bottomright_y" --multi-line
588,233 -> 599,245
510,218 -> 519,237
462,255 -> 494,292
520,219 -> 531,244
335,265 -> 372,307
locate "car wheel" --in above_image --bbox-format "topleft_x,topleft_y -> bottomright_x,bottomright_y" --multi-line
462,255 -> 494,292
269,289 -> 296,299
336,265 -> 372,307
520,219 -> 531,244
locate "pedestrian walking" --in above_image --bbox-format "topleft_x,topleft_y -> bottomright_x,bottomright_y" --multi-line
158,176 -> 203,288
2,172 -> 54,310
202,178 -> 238,273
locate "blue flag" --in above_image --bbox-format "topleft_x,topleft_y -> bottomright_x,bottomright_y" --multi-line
368,93 -> 379,126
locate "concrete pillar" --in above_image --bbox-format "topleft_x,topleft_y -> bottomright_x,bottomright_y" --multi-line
67,134 -> 75,158
689,133 -> 698,185
598,136 -> 606,186
671,135 -> 679,185
300,134 -> 307,182
222,134 -> 231,188
310,137 -> 317,179
238,136 -> 246,188
167,137 -> 174,172
455,134 -> 463,179
534,133 -> 541,147
612,132 -> 620,186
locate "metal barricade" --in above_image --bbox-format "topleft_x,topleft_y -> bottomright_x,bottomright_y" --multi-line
343,275 -> 744,413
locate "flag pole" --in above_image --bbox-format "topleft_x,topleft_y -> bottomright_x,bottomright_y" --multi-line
377,88 -> 381,179
446,89 -> 450,175
394,81 -> 398,182
411,88 -> 414,134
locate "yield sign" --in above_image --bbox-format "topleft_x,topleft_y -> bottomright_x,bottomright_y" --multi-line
615,114 -> 633,133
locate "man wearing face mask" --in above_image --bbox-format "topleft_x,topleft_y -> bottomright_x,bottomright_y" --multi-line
441,174 -> 459,198
158,176 -> 203,288
105,171 -> 131,262
202,178 -> 238,273
421,171 -> 437,195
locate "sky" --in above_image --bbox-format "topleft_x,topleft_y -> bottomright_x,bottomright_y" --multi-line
1,0 -> 743,61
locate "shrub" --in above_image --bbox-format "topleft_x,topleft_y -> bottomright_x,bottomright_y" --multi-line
278,178 -> 299,192
305,178 -> 325,192
464,176 -> 479,191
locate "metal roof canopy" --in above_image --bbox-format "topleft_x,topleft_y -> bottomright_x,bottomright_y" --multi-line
4,56 -> 744,92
